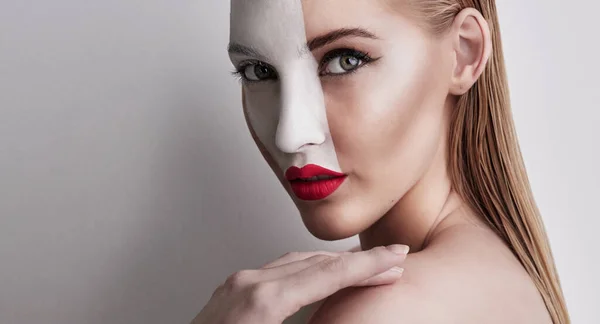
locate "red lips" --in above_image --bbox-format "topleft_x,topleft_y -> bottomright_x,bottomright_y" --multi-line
285,164 -> 347,201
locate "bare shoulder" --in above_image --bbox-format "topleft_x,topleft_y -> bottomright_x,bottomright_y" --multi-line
308,224 -> 552,324
283,245 -> 362,323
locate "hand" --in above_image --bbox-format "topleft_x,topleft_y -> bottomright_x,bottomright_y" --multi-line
191,244 -> 410,324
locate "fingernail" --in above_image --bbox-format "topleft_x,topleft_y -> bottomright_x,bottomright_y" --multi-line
388,266 -> 404,274
386,244 -> 410,255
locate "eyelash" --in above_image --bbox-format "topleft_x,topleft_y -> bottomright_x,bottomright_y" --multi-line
231,48 -> 378,84
230,62 -> 272,84
318,48 -> 375,76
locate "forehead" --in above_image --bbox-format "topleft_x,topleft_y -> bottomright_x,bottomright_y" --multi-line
229,0 -> 308,60
229,1 -> 408,60
229,1 -> 392,54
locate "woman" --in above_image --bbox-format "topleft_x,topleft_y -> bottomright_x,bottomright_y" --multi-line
193,0 -> 570,323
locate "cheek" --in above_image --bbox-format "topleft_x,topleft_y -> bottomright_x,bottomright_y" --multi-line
324,48 -> 449,176
242,85 -> 283,164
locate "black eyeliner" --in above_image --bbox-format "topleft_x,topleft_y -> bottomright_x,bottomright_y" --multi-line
320,48 -> 374,65
319,47 -> 380,77
232,61 -> 278,84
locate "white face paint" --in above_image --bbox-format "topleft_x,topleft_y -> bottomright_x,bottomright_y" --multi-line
228,0 -> 342,175
228,0 -> 455,240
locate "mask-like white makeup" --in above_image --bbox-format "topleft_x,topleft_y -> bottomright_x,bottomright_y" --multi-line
229,0 -> 342,175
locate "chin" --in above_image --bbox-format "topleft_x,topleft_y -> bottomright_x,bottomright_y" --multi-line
294,197 -> 376,241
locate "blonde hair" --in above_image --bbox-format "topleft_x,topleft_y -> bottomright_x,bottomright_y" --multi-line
394,0 -> 570,323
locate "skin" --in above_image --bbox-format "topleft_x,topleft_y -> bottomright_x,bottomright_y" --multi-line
192,246 -> 411,324
196,0 -> 554,323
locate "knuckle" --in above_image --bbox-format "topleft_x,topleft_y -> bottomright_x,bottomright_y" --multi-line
280,251 -> 299,259
310,254 -> 332,262
247,282 -> 282,317
302,254 -> 332,266
212,283 -> 225,297
225,270 -> 254,289
319,256 -> 347,273
370,246 -> 388,255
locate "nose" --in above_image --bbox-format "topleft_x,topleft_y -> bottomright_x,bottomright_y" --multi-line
275,68 -> 328,154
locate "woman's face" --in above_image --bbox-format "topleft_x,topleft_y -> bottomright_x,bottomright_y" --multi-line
229,0 -> 455,240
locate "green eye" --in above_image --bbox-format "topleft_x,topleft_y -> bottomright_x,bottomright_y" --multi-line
337,55 -> 361,72
320,49 -> 374,76
325,55 -> 362,74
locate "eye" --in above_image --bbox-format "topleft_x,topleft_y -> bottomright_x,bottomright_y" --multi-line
324,55 -> 362,74
320,49 -> 374,76
240,62 -> 277,82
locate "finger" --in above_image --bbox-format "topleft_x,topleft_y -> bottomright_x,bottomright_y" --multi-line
262,256 -> 405,285
354,267 -> 404,287
260,250 -> 350,269
277,245 -> 409,308
258,254 -> 334,281
235,254 -> 348,286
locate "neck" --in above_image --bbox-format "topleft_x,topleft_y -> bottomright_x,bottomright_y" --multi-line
358,128 -> 483,253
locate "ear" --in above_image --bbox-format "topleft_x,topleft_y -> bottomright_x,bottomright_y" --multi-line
449,8 -> 492,95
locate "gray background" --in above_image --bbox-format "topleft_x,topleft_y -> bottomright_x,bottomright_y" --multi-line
1,0 -> 598,323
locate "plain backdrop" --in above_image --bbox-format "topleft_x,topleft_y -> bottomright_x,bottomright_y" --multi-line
1,0 -> 598,323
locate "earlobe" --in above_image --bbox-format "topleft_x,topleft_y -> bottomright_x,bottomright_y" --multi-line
449,8 -> 492,95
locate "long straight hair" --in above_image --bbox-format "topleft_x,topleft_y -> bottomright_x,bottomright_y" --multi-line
399,0 -> 570,323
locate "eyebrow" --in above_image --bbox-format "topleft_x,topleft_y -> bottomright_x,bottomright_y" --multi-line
307,28 -> 378,51
227,27 -> 378,59
227,43 -> 269,61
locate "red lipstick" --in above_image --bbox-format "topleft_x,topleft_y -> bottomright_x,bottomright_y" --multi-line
285,164 -> 347,201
